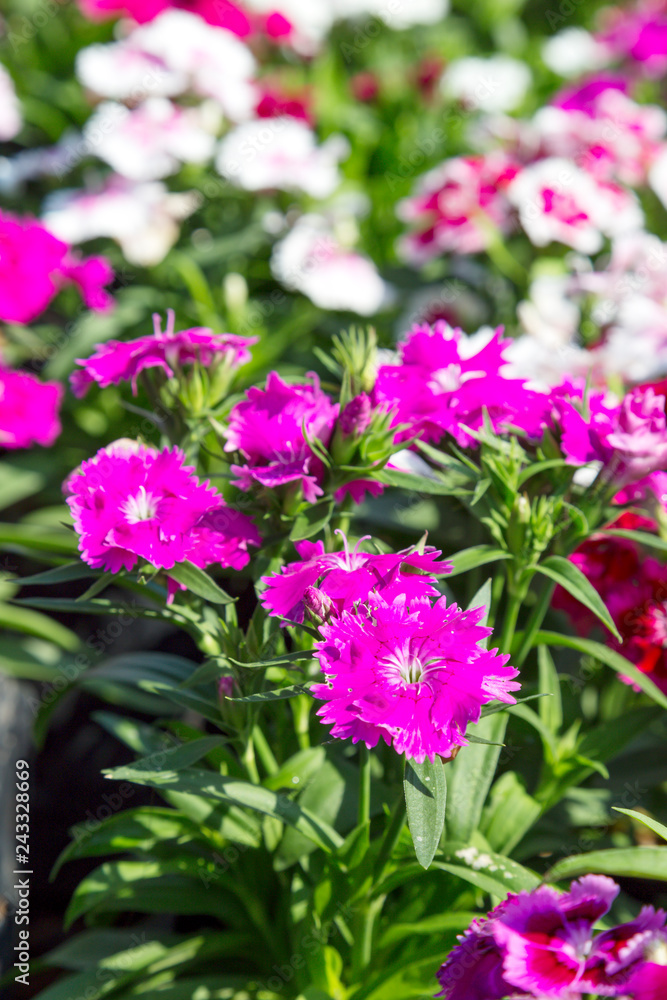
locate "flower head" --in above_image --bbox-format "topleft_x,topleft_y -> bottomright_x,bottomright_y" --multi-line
225,371 -> 338,502
310,593 -> 518,762
0,365 -> 63,450
0,211 -> 113,324
373,320 -> 551,448
65,441 -> 260,575
261,532 -> 448,623
71,310 -> 255,397
435,900 -> 516,1000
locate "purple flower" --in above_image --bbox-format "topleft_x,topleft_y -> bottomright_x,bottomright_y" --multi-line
0,364 -> 63,450
493,876 -> 665,997
65,441 -> 260,576
373,321 -> 551,449
225,371 -> 339,503
310,593 -> 519,762
338,393 -> 373,438
261,531 -> 449,624
71,309 -> 256,396
557,386 -> 667,488
436,901 -> 517,1000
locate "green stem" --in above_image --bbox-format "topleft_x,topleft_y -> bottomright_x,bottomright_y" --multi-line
373,773 -> 407,883
241,721 -> 260,783
514,580 -> 556,669
358,745 -> 371,828
351,896 -> 384,981
488,567 -> 506,629
497,588 -> 524,656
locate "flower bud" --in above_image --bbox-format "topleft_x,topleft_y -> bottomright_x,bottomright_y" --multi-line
303,586 -> 335,626
218,675 -> 236,699
339,394 -> 373,438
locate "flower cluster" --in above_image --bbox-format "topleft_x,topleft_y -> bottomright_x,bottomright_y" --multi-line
436,875 -> 667,999
65,441 -> 260,580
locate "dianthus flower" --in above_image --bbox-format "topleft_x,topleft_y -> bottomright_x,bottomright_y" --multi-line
0,211 -> 114,324
261,532 -> 449,623
0,365 -> 63,450
553,513 -> 667,695
557,385 -> 667,488
397,152 -> 521,263
77,0 -> 253,34
373,320 -> 551,448
71,310 -> 255,397
310,593 -> 519,762
65,441 -> 260,576
224,371 -> 338,503
436,875 -> 667,999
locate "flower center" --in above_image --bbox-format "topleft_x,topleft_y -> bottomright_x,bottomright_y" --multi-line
120,485 -> 160,523
382,645 -> 426,685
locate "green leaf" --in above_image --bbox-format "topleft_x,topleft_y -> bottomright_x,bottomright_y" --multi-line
446,713 -> 508,843
167,561 -> 234,604
0,521 -> 79,555
17,562 -> 101,586
289,499 -> 335,541
538,645 -> 563,734
517,458 -> 573,487
445,545 -> 509,579
102,765 -> 343,853
546,846 -> 667,883
0,460 -> 46,510
374,468 -> 468,496
119,737 -> 228,775
439,842 -> 540,894
0,601 -> 80,651
227,649 -> 314,669
535,631 -> 667,711
481,771 -> 541,855
403,757 -> 447,870
263,747 -> 326,792
533,556 -> 621,641
228,683 -> 312,703
602,528 -> 667,555
613,807 -> 667,843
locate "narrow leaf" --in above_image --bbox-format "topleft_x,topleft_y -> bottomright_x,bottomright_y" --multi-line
534,556 -> 621,640
613,807 -> 667,843
167,561 -> 234,604
227,684 -> 312,703
546,846 -> 667,883
403,757 -> 447,869
445,545 -> 509,579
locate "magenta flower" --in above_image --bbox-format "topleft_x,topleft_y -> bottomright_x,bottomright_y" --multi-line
261,532 -> 448,623
557,386 -> 667,488
627,954 -> 667,999
310,594 -> 518,762
71,310 -> 256,397
493,876 -> 665,997
77,0 -> 253,34
225,371 -> 339,503
0,365 -> 63,450
65,441 -> 260,575
373,321 -> 551,448
0,211 -> 113,324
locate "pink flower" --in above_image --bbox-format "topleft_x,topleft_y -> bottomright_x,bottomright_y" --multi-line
77,0 -> 253,34
626,956 -> 667,999
558,385 -> 667,487
261,532 -> 448,623
71,310 -> 255,397
310,593 -> 519,762
397,152 -> 521,263
65,441 -> 260,575
0,211 -> 113,325
493,877 -> 665,997
225,371 -> 338,503
373,321 -> 551,448
0,365 -> 63,450
599,0 -> 667,76
508,158 -> 643,254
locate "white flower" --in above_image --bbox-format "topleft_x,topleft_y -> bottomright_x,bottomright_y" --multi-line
84,98 -> 216,181
271,213 -> 390,315
517,274 -> 581,347
508,158 -> 643,254
442,56 -> 531,113
541,28 -> 611,77
0,65 -> 22,141
76,42 -> 186,101
216,118 -> 348,197
133,10 -> 257,120
42,176 -> 200,266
